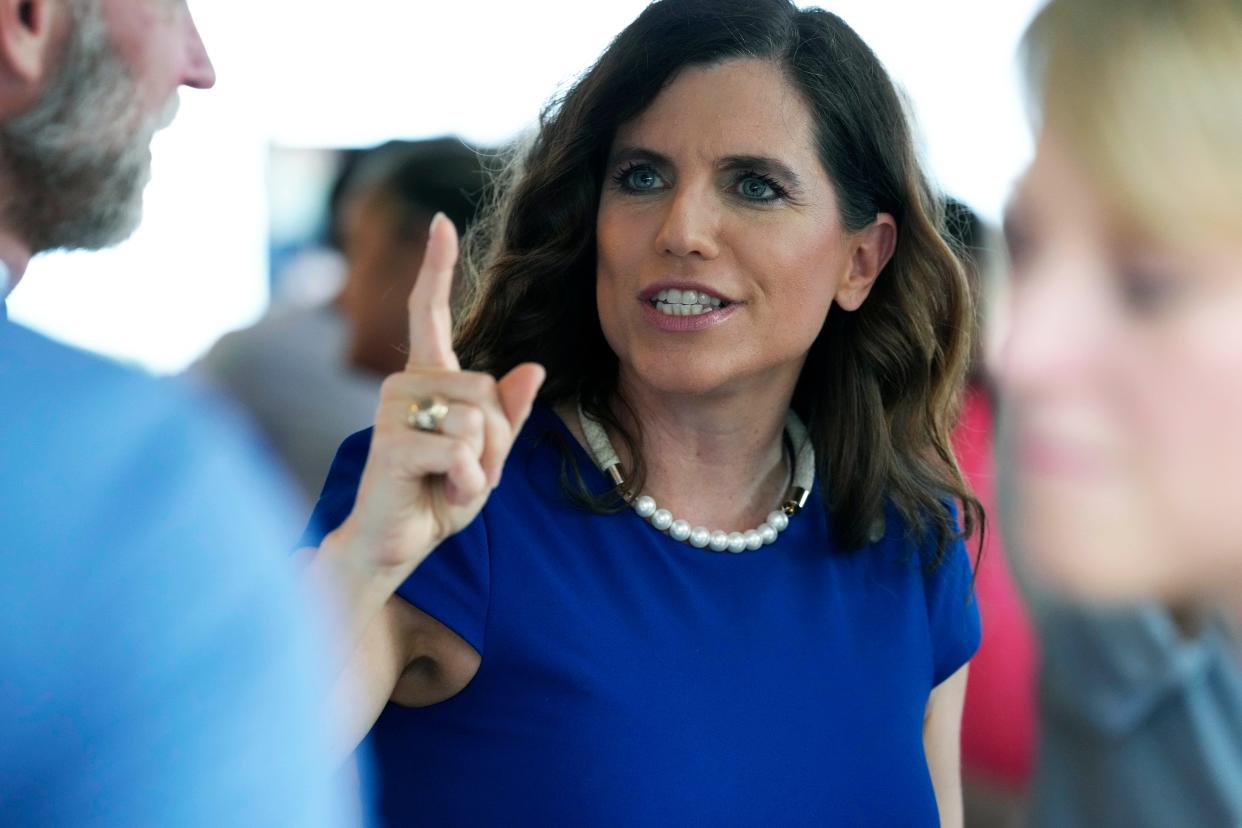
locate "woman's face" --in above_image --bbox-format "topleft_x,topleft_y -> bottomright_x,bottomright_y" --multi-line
1001,130 -> 1242,603
595,58 -> 877,402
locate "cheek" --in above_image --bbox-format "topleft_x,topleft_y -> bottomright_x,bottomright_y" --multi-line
595,204 -> 650,337
113,19 -> 182,110
745,224 -> 841,337
1137,305 -> 1242,570
596,204 -> 647,285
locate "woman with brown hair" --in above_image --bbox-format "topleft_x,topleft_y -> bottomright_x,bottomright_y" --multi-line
303,0 -> 981,823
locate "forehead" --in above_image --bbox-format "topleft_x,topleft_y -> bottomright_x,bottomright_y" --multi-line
1009,134 -> 1106,238
613,58 -> 819,165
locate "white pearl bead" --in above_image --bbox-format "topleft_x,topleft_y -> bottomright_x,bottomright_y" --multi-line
634,496 -> 658,518
709,531 -> 730,552
690,527 -> 711,548
651,509 -> 674,531
744,530 -> 763,550
669,519 -> 692,542
727,532 -> 747,554
767,510 -> 789,532
759,524 -> 778,545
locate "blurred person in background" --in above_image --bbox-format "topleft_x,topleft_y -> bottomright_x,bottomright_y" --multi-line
300,0 -> 982,824
335,138 -> 485,377
0,1 -> 351,823
197,137 -> 485,501
945,200 -> 1038,827
1001,0 -> 1242,824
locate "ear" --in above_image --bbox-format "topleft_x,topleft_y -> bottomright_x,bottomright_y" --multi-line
834,213 -> 897,312
0,0 -> 63,98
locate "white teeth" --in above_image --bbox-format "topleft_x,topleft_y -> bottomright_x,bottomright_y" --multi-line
654,301 -> 716,316
649,287 -> 728,316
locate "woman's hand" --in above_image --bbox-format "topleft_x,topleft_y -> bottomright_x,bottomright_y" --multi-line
306,215 -> 538,756
329,214 -> 544,585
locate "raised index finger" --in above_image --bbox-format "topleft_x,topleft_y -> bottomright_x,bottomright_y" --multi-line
406,213 -> 461,371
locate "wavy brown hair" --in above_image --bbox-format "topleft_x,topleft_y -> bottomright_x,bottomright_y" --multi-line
456,0 -> 982,562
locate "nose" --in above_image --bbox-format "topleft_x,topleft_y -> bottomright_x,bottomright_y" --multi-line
180,9 -> 216,90
654,184 -> 720,260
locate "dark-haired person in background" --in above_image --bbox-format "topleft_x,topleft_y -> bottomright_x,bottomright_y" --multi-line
336,138 -> 486,376
302,1 -> 982,824
198,138 -> 486,501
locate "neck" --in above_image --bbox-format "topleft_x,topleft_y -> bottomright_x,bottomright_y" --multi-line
606,369 -> 799,533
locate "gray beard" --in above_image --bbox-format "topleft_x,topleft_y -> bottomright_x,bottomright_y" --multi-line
0,2 -> 175,254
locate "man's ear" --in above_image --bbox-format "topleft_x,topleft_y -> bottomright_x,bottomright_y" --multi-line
0,0 -> 63,91
834,213 -> 897,312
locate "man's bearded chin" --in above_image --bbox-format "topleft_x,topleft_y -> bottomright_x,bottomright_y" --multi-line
0,8 -> 179,255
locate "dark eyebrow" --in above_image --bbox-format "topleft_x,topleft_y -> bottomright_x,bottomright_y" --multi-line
607,146 -> 674,169
719,155 -> 804,191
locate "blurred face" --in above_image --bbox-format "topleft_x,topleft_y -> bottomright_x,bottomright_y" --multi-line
0,0 -> 214,252
596,58 -> 864,401
339,191 -> 428,376
1002,130 -> 1242,603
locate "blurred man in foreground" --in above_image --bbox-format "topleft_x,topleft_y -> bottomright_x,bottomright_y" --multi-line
0,2 -> 352,823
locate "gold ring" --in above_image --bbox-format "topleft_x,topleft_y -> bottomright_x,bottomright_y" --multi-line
407,396 -> 450,432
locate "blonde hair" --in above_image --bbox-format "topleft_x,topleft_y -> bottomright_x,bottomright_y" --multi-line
1023,0 -> 1242,245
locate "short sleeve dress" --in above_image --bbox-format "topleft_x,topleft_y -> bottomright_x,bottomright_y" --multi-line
302,406 -> 979,826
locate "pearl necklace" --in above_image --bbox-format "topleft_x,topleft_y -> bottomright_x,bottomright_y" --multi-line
576,403 -> 816,553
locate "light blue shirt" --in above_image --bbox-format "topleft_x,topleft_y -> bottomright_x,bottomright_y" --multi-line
0,312 -> 354,826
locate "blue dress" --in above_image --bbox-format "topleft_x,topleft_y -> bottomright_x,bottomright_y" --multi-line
302,407 -> 980,826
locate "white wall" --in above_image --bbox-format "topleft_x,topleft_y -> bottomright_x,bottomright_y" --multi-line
7,0 -> 1043,373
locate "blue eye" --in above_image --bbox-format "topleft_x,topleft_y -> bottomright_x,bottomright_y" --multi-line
732,172 -> 788,203
614,164 -> 666,193
739,176 -> 776,200
629,169 -> 659,190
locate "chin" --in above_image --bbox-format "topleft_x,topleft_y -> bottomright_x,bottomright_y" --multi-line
1017,496 -> 1193,603
624,351 -> 744,399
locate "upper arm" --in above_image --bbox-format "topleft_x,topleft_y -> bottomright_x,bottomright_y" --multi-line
924,664 -> 970,828
303,428 -> 491,760
329,595 -> 481,761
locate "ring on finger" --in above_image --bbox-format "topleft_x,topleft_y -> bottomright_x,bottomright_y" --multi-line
407,396 -> 450,432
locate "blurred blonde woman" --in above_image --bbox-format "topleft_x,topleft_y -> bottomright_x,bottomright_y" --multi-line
1002,1 -> 1242,824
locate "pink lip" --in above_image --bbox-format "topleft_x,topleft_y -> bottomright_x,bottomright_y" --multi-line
636,281 -> 743,332
642,300 -> 739,331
